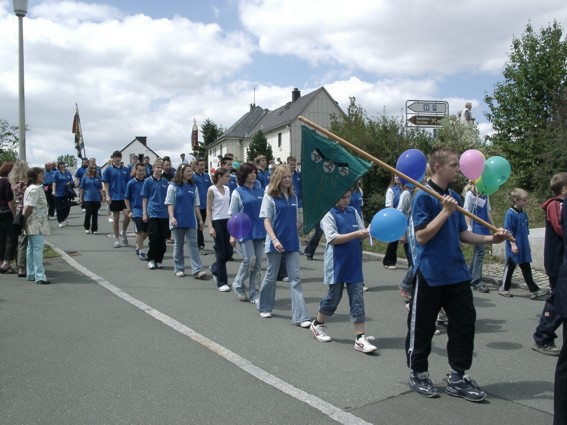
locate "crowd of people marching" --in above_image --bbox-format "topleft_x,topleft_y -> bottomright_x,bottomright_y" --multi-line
1,146 -> 565,422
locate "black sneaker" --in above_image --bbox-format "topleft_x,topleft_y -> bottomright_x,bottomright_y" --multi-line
409,372 -> 439,398
532,342 -> 560,356
446,375 -> 487,402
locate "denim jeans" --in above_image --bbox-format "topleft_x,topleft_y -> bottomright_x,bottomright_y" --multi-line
319,282 -> 365,323
171,227 -> 203,275
469,244 -> 485,286
258,251 -> 310,324
26,234 -> 46,282
232,239 -> 263,302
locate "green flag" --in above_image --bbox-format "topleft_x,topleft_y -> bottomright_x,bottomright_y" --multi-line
301,126 -> 373,234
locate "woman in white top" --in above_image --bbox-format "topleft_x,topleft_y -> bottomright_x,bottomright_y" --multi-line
23,167 -> 51,284
206,168 -> 232,292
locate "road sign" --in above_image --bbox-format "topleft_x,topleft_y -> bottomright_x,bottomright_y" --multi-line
407,100 -> 448,114
407,115 -> 444,126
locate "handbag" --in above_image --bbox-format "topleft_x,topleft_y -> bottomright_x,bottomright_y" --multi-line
13,209 -> 25,233
64,185 -> 76,199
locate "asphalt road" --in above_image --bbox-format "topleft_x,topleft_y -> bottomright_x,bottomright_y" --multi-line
1,207 -> 561,425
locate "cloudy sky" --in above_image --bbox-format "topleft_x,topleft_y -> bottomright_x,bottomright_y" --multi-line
1,0 -> 566,166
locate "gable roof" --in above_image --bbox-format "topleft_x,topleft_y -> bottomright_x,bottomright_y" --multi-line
219,106 -> 267,140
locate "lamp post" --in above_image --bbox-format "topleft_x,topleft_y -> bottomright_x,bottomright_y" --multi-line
13,0 -> 28,161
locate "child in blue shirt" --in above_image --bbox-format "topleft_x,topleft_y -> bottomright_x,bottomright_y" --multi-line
500,188 -> 550,299
79,164 -> 104,234
125,163 -> 148,261
309,191 -> 377,354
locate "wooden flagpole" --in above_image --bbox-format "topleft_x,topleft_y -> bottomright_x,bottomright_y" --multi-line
298,115 -> 505,236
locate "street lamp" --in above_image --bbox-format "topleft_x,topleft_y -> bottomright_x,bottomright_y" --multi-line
13,0 -> 28,161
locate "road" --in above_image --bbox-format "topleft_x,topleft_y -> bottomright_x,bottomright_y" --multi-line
0,207 -> 560,424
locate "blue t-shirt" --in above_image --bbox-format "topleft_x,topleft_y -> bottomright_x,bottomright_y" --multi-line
102,165 -> 130,201
259,193 -> 299,253
141,176 -> 169,219
75,166 -> 88,181
504,207 -> 532,264
230,185 -> 266,241
164,182 -> 199,228
193,172 -> 212,209
322,206 -> 364,284
349,189 -> 363,219
228,174 -> 238,195
125,178 -> 145,218
80,175 -> 102,202
411,184 -> 469,286
292,171 -> 302,208
43,169 -> 55,186
53,170 -> 74,197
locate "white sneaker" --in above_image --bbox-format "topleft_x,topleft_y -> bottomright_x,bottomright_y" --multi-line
92,231 -> 98,235
108,217 -> 113,223
354,335 -> 378,353
210,265 -> 217,283
193,270 -> 207,279
113,241 -> 121,248
259,312 -> 272,318
299,320 -> 312,328
282,277 -> 289,282
175,271 -> 185,277
147,260 -> 156,270
58,222 -> 66,228
156,262 -> 163,269
310,321 -> 331,342
120,231 -> 129,245
85,229 -> 91,234
218,284 -> 231,292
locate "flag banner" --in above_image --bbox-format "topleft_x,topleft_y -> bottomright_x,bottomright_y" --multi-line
301,125 -> 373,234
72,107 -> 85,159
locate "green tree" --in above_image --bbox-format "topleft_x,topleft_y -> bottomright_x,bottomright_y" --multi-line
0,118 -> 19,163
57,154 -> 78,168
201,119 -> 223,146
432,115 -> 483,153
246,130 -> 273,162
485,20 -> 567,190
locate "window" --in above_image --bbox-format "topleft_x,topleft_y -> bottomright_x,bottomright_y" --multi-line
278,132 -> 282,148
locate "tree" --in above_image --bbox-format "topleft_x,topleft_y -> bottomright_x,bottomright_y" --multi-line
246,130 -> 273,163
0,118 -> 19,163
485,21 -> 567,190
432,115 -> 483,154
57,154 -> 78,168
201,119 -> 223,146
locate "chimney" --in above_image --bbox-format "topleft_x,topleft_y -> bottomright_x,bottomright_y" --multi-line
292,88 -> 301,102
250,103 -> 256,111
136,136 -> 147,146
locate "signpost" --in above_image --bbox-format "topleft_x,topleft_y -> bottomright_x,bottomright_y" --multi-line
406,100 -> 449,128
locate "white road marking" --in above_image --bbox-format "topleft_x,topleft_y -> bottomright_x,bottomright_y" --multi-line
49,243 -> 372,425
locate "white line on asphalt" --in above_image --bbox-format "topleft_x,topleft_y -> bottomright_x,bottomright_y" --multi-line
49,243 -> 372,425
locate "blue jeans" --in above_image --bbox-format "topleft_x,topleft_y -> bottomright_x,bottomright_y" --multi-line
232,239 -> 263,302
171,227 -> 203,275
469,244 -> 485,286
258,251 -> 310,324
319,282 -> 366,323
26,234 -> 46,282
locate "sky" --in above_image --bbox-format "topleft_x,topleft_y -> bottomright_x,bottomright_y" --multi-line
1,0 -> 566,166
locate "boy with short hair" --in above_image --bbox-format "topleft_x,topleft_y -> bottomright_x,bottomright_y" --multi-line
310,191 -> 377,354
407,148 -> 509,402
500,188 -> 550,299
102,150 -> 131,248
532,172 -> 567,355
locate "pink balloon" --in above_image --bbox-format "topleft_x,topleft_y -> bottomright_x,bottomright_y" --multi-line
459,149 -> 485,181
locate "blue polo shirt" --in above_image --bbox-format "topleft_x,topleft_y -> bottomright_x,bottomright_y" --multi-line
75,165 -> 88,181
141,175 -> 169,218
349,188 -> 363,219
124,177 -> 145,218
193,172 -> 212,209
322,206 -> 364,284
53,170 -> 74,197
164,182 -> 199,228
259,193 -> 299,253
292,171 -> 302,208
411,181 -> 469,286
102,164 -> 130,201
257,169 -> 271,189
228,174 -> 238,195
43,169 -> 55,186
504,207 -> 532,264
230,185 -> 266,241
80,175 -> 102,202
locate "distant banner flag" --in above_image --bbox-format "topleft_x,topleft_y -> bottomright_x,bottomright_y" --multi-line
191,118 -> 199,149
301,125 -> 373,234
72,105 -> 85,159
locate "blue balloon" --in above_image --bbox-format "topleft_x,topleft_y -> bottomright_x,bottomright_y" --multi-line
370,208 -> 407,243
227,213 -> 252,239
396,149 -> 427,186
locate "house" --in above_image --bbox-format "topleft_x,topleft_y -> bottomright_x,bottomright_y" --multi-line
207,87 -> 345,169
100,136 -> 159,170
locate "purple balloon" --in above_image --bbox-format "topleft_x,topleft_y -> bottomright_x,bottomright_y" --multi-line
396,149 -> 427,186
227,213 -> 252,239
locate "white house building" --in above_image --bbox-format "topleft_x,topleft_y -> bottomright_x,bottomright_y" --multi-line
207,87 -> 345,170
100,136 -> 159,170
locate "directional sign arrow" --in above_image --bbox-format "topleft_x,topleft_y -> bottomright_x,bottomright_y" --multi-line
407,101 -> 447,114
407,115 -> 444,126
